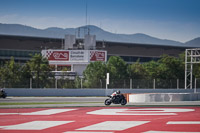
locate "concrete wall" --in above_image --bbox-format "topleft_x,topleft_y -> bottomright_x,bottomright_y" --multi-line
4,88 -> 200,97
129,93 -> 200,102
5,89 -> 109,97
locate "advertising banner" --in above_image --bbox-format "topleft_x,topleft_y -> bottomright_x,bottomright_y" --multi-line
42,50 -> 106,63
45,50 -> 69,61
90,51 -> 106,61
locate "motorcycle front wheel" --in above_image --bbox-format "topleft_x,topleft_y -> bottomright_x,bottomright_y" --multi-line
104,99 -> 111,106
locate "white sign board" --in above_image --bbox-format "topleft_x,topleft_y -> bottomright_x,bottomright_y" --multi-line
42,50 -> 107,65
70,50 -> 86,61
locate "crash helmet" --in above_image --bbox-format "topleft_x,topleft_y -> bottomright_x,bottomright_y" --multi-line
116,90 -> 120,94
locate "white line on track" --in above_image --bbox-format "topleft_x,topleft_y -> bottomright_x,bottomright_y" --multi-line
167,121 -> 200,124
64,131 -> 113,133
143,131 -> 200,133
77,121 -> 149,131
21,109 -> 77,115
87,108 -> 194,115
0,109 -> 77,115
0,121 -> 74,130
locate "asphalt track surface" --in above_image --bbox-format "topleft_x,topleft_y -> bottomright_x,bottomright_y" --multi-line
0,97 -> 200,108
0,97 -> 200,133
1,97 -> 106,103
0,106 -> 200,133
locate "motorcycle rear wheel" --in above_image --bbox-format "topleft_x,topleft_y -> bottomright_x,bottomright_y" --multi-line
121,99 -> 127,105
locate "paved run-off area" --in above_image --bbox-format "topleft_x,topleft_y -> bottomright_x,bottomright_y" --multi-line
1,97 -> 200,108
0,107 -> 200,133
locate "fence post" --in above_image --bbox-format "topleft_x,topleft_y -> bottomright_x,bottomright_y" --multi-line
177,79 -> 179,89
81,78 -> 83,89
153,79 -> 156,89
100,79 -> 102,89
194,78 -> 197,93
130,79 -> 132,89
30,78 -> 32,89
55,78 -> 57,89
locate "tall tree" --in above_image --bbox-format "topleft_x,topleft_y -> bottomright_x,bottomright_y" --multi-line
193,64 -> 200,78
128,60 -> 147,79
158,54 -> 184,79
144,60 -> 160,79
83,61 -> 106,88
26,54 -> 52,88
0,57 -> 21,88
106,56 -> 128,79
106,56 -> 128,88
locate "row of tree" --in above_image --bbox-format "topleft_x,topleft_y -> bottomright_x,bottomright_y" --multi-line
0,53 -> 200,88
83,53 -> 200,88
0,54 -> 52,88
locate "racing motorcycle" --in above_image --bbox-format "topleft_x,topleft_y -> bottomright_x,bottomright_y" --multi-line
104,94 -> 127,106
0,89 -> 7,98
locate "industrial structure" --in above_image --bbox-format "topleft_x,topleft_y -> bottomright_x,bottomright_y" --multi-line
185,48 -> 200,90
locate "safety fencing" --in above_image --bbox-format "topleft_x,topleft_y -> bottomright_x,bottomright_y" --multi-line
0,78 -> 200,89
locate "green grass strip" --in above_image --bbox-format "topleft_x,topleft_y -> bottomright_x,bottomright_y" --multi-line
0,102 -> 101,105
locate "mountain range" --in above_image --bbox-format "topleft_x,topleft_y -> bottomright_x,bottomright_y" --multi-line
0,23 -> 199,47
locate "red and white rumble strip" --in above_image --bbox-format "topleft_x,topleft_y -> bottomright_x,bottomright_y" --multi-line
0,107 -> 199,133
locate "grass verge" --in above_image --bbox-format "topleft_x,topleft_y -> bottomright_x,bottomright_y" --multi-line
0,102 -> 101,105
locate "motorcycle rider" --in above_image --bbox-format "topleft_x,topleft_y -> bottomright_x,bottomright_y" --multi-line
104,90 -> 127,105
0,89 -> 4,95
0,89 -> 6,98
0,89 -> 4,93
111,90 -> 121,100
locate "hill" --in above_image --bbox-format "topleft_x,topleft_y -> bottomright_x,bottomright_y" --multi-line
0,23 -> 198,46
185,37 -> 200,47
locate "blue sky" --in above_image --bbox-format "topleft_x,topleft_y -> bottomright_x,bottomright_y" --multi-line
0,0 -> 200,42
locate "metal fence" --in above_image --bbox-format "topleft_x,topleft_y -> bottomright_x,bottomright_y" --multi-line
1,78 -> 200,89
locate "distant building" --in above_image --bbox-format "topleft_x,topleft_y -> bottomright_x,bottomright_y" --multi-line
0,34 -> 193,76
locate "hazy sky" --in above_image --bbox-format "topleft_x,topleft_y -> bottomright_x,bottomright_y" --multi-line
0,0 -> 200,42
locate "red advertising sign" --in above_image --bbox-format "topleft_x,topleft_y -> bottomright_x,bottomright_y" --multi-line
90,51 -> 106,61
46,51 -> 69,61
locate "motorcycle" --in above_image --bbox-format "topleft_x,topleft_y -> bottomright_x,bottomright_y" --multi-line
104,94 -> 127,106
0,89 -> 7,98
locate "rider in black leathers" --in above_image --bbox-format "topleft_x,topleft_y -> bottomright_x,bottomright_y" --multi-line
111,90 -> 121,101
0,89 -> 7,98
